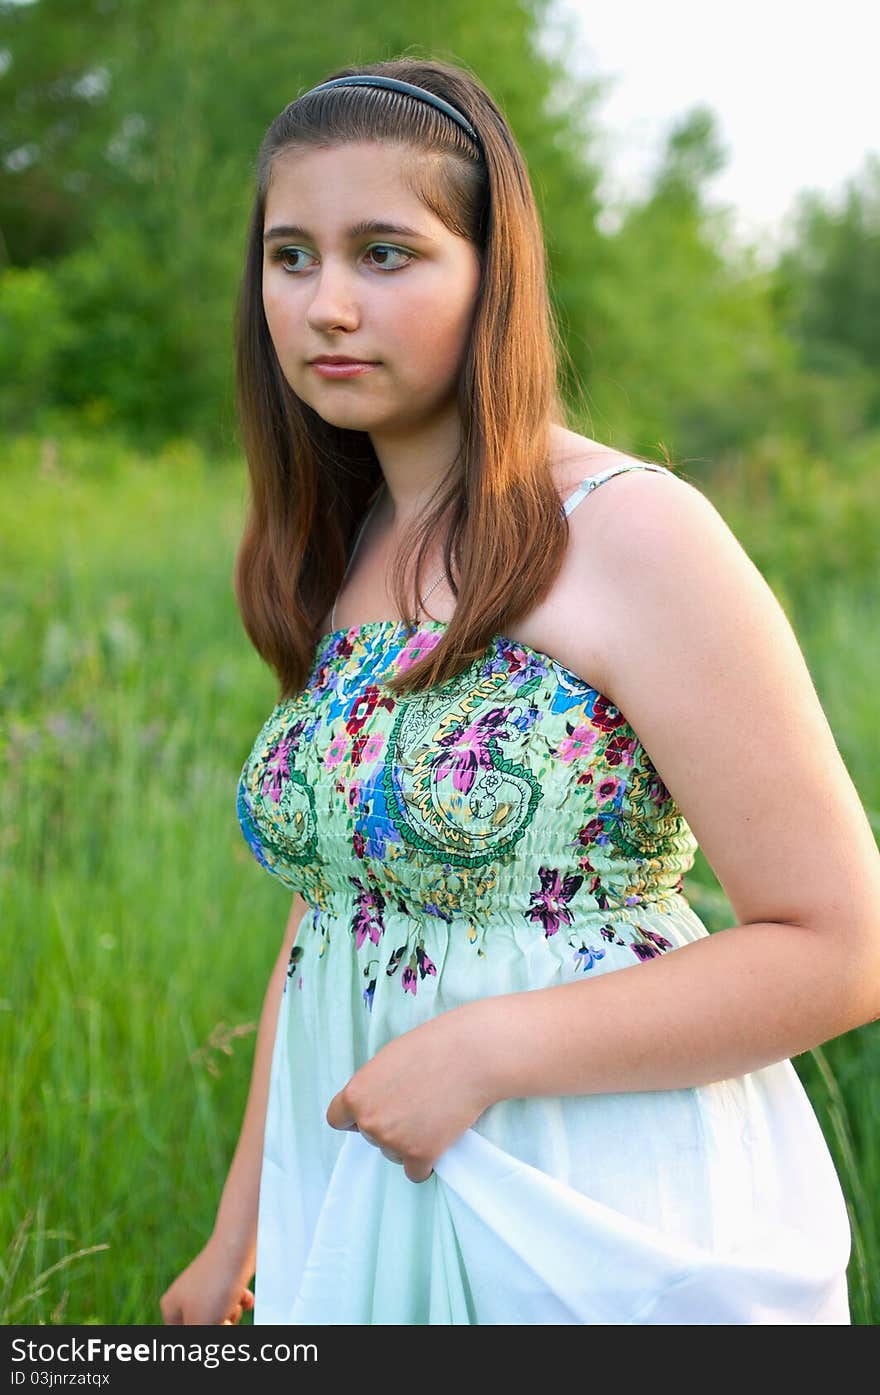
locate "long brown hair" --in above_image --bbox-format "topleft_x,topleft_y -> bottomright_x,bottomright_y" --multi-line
234,56 -> 593,699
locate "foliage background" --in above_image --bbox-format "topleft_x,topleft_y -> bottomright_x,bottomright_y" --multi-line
1,0 -> 878,1324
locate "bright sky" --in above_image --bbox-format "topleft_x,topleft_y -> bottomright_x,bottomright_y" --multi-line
539,0 -> 879,262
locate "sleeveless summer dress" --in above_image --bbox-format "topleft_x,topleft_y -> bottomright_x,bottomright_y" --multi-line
236,461 -> 852,1324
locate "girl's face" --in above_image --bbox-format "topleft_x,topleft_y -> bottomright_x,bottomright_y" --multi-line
261,142 -> 482,436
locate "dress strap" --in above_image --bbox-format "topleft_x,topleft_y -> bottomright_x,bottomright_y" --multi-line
562,461 -> 672,518
332,464 -> 672,628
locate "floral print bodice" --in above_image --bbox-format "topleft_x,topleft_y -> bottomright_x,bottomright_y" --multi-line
236,619 -> 698,1010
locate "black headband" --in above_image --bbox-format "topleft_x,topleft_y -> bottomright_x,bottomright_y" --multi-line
300,74 -> 483,153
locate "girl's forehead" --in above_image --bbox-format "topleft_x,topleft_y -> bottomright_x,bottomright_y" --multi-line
265,147 -> 441,234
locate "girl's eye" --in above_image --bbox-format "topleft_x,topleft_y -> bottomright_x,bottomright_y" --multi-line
271,244 -> 414,274
364,244 -> 413,271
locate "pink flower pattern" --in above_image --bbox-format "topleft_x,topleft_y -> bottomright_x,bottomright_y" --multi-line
238,623 -> 693,1015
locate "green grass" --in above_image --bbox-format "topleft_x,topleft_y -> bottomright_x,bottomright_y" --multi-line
2,430 -> 878,1324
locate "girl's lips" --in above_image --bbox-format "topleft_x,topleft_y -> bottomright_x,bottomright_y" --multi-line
311,361 -> 378,378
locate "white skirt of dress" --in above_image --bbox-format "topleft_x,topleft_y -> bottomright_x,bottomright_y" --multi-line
254,973 -> 852,1325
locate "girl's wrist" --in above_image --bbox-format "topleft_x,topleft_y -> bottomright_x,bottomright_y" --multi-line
454,994 -> 511,1111
209,1223 -> 257,1273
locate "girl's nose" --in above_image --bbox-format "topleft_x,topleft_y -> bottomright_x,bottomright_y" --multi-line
306,266 -> 361,333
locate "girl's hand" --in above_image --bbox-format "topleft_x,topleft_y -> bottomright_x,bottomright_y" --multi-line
160,1235 -> 256,1325
325,1004 -> 495,1183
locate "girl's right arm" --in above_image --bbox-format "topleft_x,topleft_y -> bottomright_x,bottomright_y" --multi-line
159,892 -> 308,1325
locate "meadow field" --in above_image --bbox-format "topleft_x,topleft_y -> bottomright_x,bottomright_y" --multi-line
2,429 -> 878,1324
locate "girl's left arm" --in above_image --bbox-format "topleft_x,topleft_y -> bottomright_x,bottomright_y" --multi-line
462,473 -> 880,1103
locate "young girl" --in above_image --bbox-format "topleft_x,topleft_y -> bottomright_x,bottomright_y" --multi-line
160,58 -> 880,1325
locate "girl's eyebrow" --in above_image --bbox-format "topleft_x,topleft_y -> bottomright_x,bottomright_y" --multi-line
262,219 -> 435,244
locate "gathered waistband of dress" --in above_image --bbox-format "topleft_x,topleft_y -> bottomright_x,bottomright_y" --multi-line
299,889 -> 698,927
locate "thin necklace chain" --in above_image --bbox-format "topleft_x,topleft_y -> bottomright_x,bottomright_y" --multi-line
330,482 -> 447,631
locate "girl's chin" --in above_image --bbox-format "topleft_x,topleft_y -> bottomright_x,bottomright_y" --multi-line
304,404 -> 389,431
